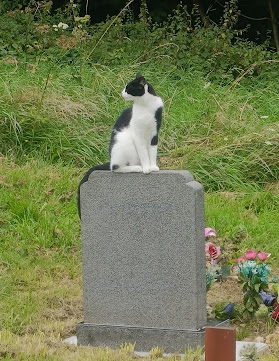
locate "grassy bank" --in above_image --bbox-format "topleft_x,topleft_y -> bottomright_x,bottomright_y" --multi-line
1,59 -> 279,186
1,3 -> 279,358
1,157 -> 279,360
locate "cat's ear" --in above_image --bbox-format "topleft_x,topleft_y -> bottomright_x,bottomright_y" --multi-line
136,73 -> 146,85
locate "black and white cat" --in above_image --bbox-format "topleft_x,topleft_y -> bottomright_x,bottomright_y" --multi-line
77,73 -> 163,217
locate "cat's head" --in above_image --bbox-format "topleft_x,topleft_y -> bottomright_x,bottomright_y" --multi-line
122,73 -> 156,100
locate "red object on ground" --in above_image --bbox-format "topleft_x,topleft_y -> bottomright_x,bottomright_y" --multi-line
272,301 -> 279,322
205,327 -> 236,361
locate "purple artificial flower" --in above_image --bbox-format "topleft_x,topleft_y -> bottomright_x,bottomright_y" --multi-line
259,291 -> 276,306
224,303 -> 234,318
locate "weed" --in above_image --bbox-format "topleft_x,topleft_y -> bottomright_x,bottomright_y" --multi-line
184,346 -> 204,361
150,346 -> 164,358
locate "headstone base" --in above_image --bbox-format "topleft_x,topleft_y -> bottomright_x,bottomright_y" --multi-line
76,320 -> 229,353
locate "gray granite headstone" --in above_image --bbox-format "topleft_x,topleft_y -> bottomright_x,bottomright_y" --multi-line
77,170 -> 207,352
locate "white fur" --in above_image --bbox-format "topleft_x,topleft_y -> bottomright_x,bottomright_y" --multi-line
110,84 -> 163,174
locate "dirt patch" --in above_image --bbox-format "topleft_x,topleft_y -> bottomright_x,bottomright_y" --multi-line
207,276 -> 243,307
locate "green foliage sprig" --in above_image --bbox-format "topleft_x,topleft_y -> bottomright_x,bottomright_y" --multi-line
235,251 -> 271,319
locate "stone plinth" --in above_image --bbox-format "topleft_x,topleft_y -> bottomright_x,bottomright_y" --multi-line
77,170 -> 207,352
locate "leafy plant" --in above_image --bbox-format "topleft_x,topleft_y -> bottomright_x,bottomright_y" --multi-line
206,268 -> 216,292
239,343 -> 258,361
235,251 -> 271,319
213,301 -> 240,320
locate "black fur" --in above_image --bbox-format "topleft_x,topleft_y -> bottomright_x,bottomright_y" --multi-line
125,80 -> 145,97
151,135 -> 158,146
147,84 -> 156,96
109,107 -> 132,155
123,73 -> 156,97
155,106 -> 163,132
77,162 -> 110,218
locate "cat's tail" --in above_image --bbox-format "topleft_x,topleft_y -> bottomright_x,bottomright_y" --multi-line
77,162 -> 110,218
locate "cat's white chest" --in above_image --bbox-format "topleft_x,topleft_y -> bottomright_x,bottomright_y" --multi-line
131,97 -> 162,130
131,107 -> 154,125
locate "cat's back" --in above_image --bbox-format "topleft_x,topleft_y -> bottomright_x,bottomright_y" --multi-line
113,106 -> 133,131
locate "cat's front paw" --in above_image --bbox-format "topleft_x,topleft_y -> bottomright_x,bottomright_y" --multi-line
132,166 -> 143,172
150,165 -> 160,172
142,166 -> 151,174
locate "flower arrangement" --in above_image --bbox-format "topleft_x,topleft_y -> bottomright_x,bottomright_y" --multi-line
205,228 -> 230,291
235,250 -> 271,318
204,227 -> 279,323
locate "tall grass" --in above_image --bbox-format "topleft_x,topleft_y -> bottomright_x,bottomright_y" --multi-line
1,58 -> 278,192
1,2 -> 279,360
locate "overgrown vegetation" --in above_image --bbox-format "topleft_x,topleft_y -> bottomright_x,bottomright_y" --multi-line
0,1 -> 279,360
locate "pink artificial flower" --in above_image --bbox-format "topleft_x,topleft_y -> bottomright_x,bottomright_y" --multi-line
258,251 -> 271,261
205,242 -> 221,260
236,256 -> 245,263
205,227 -> 217,238
245,250 -> 258,260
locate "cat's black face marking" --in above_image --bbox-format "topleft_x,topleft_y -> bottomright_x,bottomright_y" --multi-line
124,73 -> 157,97
125,79 -> 145,97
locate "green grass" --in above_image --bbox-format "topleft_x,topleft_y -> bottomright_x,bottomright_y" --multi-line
0,29 -> 279,360
0,158 -> 81,337
205,191 -> 279,264
1,58 -> 278,186
1,158 -> 278,360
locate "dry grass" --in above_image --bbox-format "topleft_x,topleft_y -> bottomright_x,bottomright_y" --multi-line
12,85 -> 101,122
0,331 -> 144,361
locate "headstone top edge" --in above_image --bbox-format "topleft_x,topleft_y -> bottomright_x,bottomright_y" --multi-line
86,170 -> 195,184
